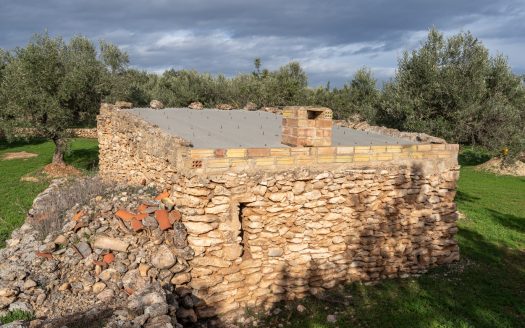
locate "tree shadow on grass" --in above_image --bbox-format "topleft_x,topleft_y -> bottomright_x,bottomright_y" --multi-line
0,137 -> 48,151
65,147 -> 99,171
455,190 -> 480,204
255,227 -> 525,328
485,209 -> 525,235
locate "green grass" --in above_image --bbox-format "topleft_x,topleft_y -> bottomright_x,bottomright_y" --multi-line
0,309 -> 34,324
0,141 -> 523,327
0,138 -> 98,247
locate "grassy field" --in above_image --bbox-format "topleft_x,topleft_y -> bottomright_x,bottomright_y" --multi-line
259,151 -> 525,328
0,138 -> 98,247
0,140 -> 523,327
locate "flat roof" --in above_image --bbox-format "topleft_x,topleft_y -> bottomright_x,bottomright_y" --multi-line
127,108 -> 417,149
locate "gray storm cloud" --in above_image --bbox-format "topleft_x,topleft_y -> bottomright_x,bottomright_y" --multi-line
1,0 -> 523,86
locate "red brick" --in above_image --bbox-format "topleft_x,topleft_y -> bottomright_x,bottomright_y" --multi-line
214,149 -> 226,157
247,148 -> 271,157
316,120 -> 332,128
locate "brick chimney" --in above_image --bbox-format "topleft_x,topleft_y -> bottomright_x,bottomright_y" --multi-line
281,106 -> 333,147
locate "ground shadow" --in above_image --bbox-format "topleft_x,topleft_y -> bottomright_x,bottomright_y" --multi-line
485,208 -> 525,235
0,137 -> 48,151
455,190 -> 480,204
252,222 -> 524,328
65,147 -> 99,171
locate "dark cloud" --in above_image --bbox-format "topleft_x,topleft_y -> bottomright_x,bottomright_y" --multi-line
1,0 -> 524,86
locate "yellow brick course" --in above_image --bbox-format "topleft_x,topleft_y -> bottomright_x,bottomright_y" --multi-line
182,143 -> 457,172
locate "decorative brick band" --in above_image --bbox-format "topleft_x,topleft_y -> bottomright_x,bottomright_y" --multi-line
184,144 -> 459,173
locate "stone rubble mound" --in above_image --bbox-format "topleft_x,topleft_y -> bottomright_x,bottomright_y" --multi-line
0,185 -> 208,328
188,102 -> 204,110
150,100 -> 165,110
335,117 -> 446,144
215,104 -> 233,111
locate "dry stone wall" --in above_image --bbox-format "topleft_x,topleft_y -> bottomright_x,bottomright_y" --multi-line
97,104 -> 191,187
172,163 -> 460,318
97,104 -> 460,319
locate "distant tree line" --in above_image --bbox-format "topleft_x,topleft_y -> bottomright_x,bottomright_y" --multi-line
0,29 -> 524,163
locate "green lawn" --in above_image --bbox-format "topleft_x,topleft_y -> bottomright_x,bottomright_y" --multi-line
0,141 -> 523,327
0,138 -> 98,247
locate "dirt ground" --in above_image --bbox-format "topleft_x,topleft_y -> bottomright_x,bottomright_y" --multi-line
2,151 -> 38,160
476,157 -> 525,176
43,163 -> 82,177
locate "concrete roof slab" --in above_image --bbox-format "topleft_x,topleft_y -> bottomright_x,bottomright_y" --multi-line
127,108 -> 417,148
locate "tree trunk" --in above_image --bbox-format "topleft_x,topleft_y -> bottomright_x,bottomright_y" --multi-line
52,137 -> 66,164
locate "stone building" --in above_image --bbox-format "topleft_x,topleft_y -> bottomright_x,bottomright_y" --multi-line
97,103 -> 460,319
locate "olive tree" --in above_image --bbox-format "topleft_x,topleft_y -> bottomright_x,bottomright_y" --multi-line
0,33 -> 115,164
379,28 -> 525,159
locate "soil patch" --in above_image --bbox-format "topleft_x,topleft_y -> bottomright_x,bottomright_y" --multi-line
20,176 -> 41,183
476,157 -> 525,177
43,163 -> 83,178
2,151 -> 38,160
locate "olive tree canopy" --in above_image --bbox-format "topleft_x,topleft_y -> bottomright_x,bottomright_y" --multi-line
0,33 -> 125,164
379,28 -> 525,160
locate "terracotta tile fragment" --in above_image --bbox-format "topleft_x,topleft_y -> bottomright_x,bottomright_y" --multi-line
124,287 -> 134,295
155,210 -> 171,230
169,210 -> 182,223
137,204 -> 148,213
36,252 -> 53,260
115,209 -> 135,221
72,210 -> 86,221
103,253 -> 115,264
73,221 -> 87,233
93,260 -> 107,267
154,191 -> 170,201
134,213 -> 148,220
130,219 -> 144,232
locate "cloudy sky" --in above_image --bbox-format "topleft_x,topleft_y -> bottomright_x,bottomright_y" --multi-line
1,0 -> 524,86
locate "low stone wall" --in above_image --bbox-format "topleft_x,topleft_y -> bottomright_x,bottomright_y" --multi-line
173,162 -> 459,318
335,119 -> 447,144
97,104 -> 461,319
97,104 -> 190,187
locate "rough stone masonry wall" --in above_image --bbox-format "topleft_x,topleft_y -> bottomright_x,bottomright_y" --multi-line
97,104 -> 191,187
171,162 -> 460,318
97,105 -> 460,319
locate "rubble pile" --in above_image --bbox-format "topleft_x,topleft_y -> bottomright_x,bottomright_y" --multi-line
0,185 -> 206,328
